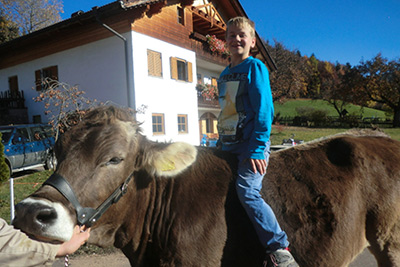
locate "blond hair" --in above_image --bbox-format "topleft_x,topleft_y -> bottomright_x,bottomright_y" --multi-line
226,17 -> 256,37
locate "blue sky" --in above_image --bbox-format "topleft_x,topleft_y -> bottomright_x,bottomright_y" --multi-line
61,0 -> 400,66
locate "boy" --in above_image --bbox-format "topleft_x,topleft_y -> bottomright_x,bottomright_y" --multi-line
217,17 -> 299,267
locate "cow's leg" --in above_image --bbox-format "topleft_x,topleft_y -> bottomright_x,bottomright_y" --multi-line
366,212 -> 400,267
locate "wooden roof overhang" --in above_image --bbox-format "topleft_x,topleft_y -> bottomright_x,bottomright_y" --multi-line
191,4 -> 226,40
0,0 -> 276,71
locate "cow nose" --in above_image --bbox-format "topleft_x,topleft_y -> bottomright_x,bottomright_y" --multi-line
35,207 -> 58,224
13,201 -> 58,231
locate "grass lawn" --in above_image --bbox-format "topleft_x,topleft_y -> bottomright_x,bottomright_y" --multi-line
274,99 -> 389,118
271,125 -> 400,145
0,170 -> 52,224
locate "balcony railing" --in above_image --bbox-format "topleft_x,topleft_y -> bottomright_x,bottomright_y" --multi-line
197,93 -> 220,108
0,90 -> 26,108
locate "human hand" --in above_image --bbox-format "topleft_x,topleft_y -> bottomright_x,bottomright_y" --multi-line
56,225 -> 90,257
249,158 -> 267,175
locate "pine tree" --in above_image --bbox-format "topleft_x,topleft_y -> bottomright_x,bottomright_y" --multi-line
0,132 -> 10,185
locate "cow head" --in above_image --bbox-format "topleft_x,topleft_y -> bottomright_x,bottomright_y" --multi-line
12,106 -> 197,244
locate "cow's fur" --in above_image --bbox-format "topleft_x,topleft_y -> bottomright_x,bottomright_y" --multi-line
12,106 -> 400,267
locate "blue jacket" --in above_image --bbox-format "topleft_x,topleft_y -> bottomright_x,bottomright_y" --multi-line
217,56 -> 274,160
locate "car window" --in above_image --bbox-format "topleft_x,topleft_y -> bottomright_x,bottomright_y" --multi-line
31,125 -> 54,139
0,129 -> 13,144
15,128 -> 31,143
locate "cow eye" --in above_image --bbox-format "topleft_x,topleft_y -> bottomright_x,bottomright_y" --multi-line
107,157 -> 122,165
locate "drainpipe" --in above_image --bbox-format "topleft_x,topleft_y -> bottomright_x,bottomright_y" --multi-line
93,5 -> 136,115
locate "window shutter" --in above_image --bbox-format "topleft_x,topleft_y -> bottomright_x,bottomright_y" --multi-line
211,77 -> 218,86
50,66 -> 58,80
35,70 -> 42,91
155,53 -> 162,77
148,50 -> 162,77
170,57 -> 178,80
148,50 -> 155,76
187,61 -> 193,82
8,76 -> 19,94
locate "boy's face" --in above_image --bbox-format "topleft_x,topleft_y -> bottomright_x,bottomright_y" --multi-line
226,24 -> 256,59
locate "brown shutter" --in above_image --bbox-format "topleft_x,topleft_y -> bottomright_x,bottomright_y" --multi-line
50,66 -> 58,80
148,50 -> 155,76
170,57 -> 178,80
35,70 -> 42,91
187,61 -> 193,82
148,50 -> 162,77
8,76 -> 19,94
155,53 -> 162,77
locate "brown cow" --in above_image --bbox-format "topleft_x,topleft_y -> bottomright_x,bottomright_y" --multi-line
12,106 -> 400,267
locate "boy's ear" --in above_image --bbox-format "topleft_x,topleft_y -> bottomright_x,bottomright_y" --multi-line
251,36 -> 256,48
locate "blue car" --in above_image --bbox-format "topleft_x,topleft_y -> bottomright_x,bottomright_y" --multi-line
0,124 -> 55,176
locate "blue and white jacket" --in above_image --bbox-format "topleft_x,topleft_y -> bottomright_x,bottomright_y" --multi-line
217,56 -> 274,160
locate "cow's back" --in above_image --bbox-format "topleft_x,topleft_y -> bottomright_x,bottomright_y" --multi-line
264,134 -> 400,266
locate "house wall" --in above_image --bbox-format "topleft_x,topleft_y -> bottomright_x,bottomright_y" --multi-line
131,31 -> 200,145
0,36 -> 128,124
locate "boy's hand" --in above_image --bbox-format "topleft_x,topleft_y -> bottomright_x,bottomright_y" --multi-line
249,158 -> 267,175
56,225 -> 91,257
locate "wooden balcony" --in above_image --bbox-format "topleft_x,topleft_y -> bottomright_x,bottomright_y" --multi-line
0,90 -> 26,108
197,93 -> 220,109
190,32 -> 229,66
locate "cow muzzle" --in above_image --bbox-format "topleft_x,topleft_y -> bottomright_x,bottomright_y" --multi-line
12,198 -> 75,242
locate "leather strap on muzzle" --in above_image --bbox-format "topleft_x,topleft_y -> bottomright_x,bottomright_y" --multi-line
44,172 -> 133,227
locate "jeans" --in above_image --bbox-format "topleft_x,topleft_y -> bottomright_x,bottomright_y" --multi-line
227,141 -> 289,251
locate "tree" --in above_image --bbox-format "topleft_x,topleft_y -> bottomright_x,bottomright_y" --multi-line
306,54 -> 321,99
0,0 -> 63,35
33,78 -> 99,140
0,10 -> 19,43
264,40 -> 310,102
318,61 -> 346,117
358,54 -> 400,127
0,132 -> 10,184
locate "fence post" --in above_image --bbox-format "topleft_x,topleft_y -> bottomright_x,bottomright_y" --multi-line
10,177 -> 15,221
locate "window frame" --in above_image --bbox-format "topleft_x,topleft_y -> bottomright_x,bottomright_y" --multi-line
177,114 -> 188,134
152,113 -> 165,135
177,6 -> 185,25
170,57 -> 193,82
35,65 -> 58,91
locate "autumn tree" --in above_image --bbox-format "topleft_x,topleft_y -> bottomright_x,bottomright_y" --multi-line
0,10 -> 18,43
317,61 -> 354,118
264,40 -> 310,102
306,54 -> 321,99
34,78 -> 98,140
358,54 -> 400,127
0,0 -> 63,35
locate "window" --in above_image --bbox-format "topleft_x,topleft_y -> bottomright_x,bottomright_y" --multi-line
200,112 -> 218,134
15,127 -> 31,142
147,50 -> 162,77
32,115 -> 42,124
35,65 -> 58,91
152,113 -> 165,135
170,57 -> 193,82
177,6 -> 185,25
8,76 -> 19,95
178,114 -> 188,133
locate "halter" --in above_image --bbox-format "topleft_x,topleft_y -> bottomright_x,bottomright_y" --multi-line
43,172 -> 133,227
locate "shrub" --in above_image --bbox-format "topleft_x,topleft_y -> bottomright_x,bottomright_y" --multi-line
0,132 -> 10,184
295,106 -> 329,127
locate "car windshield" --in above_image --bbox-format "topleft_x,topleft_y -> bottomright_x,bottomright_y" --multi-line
0,128 -> 13,144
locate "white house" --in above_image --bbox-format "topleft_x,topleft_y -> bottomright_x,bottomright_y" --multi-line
0,0 -> 276,145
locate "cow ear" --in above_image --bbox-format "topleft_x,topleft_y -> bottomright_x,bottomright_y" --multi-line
146,142 -> 197,177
